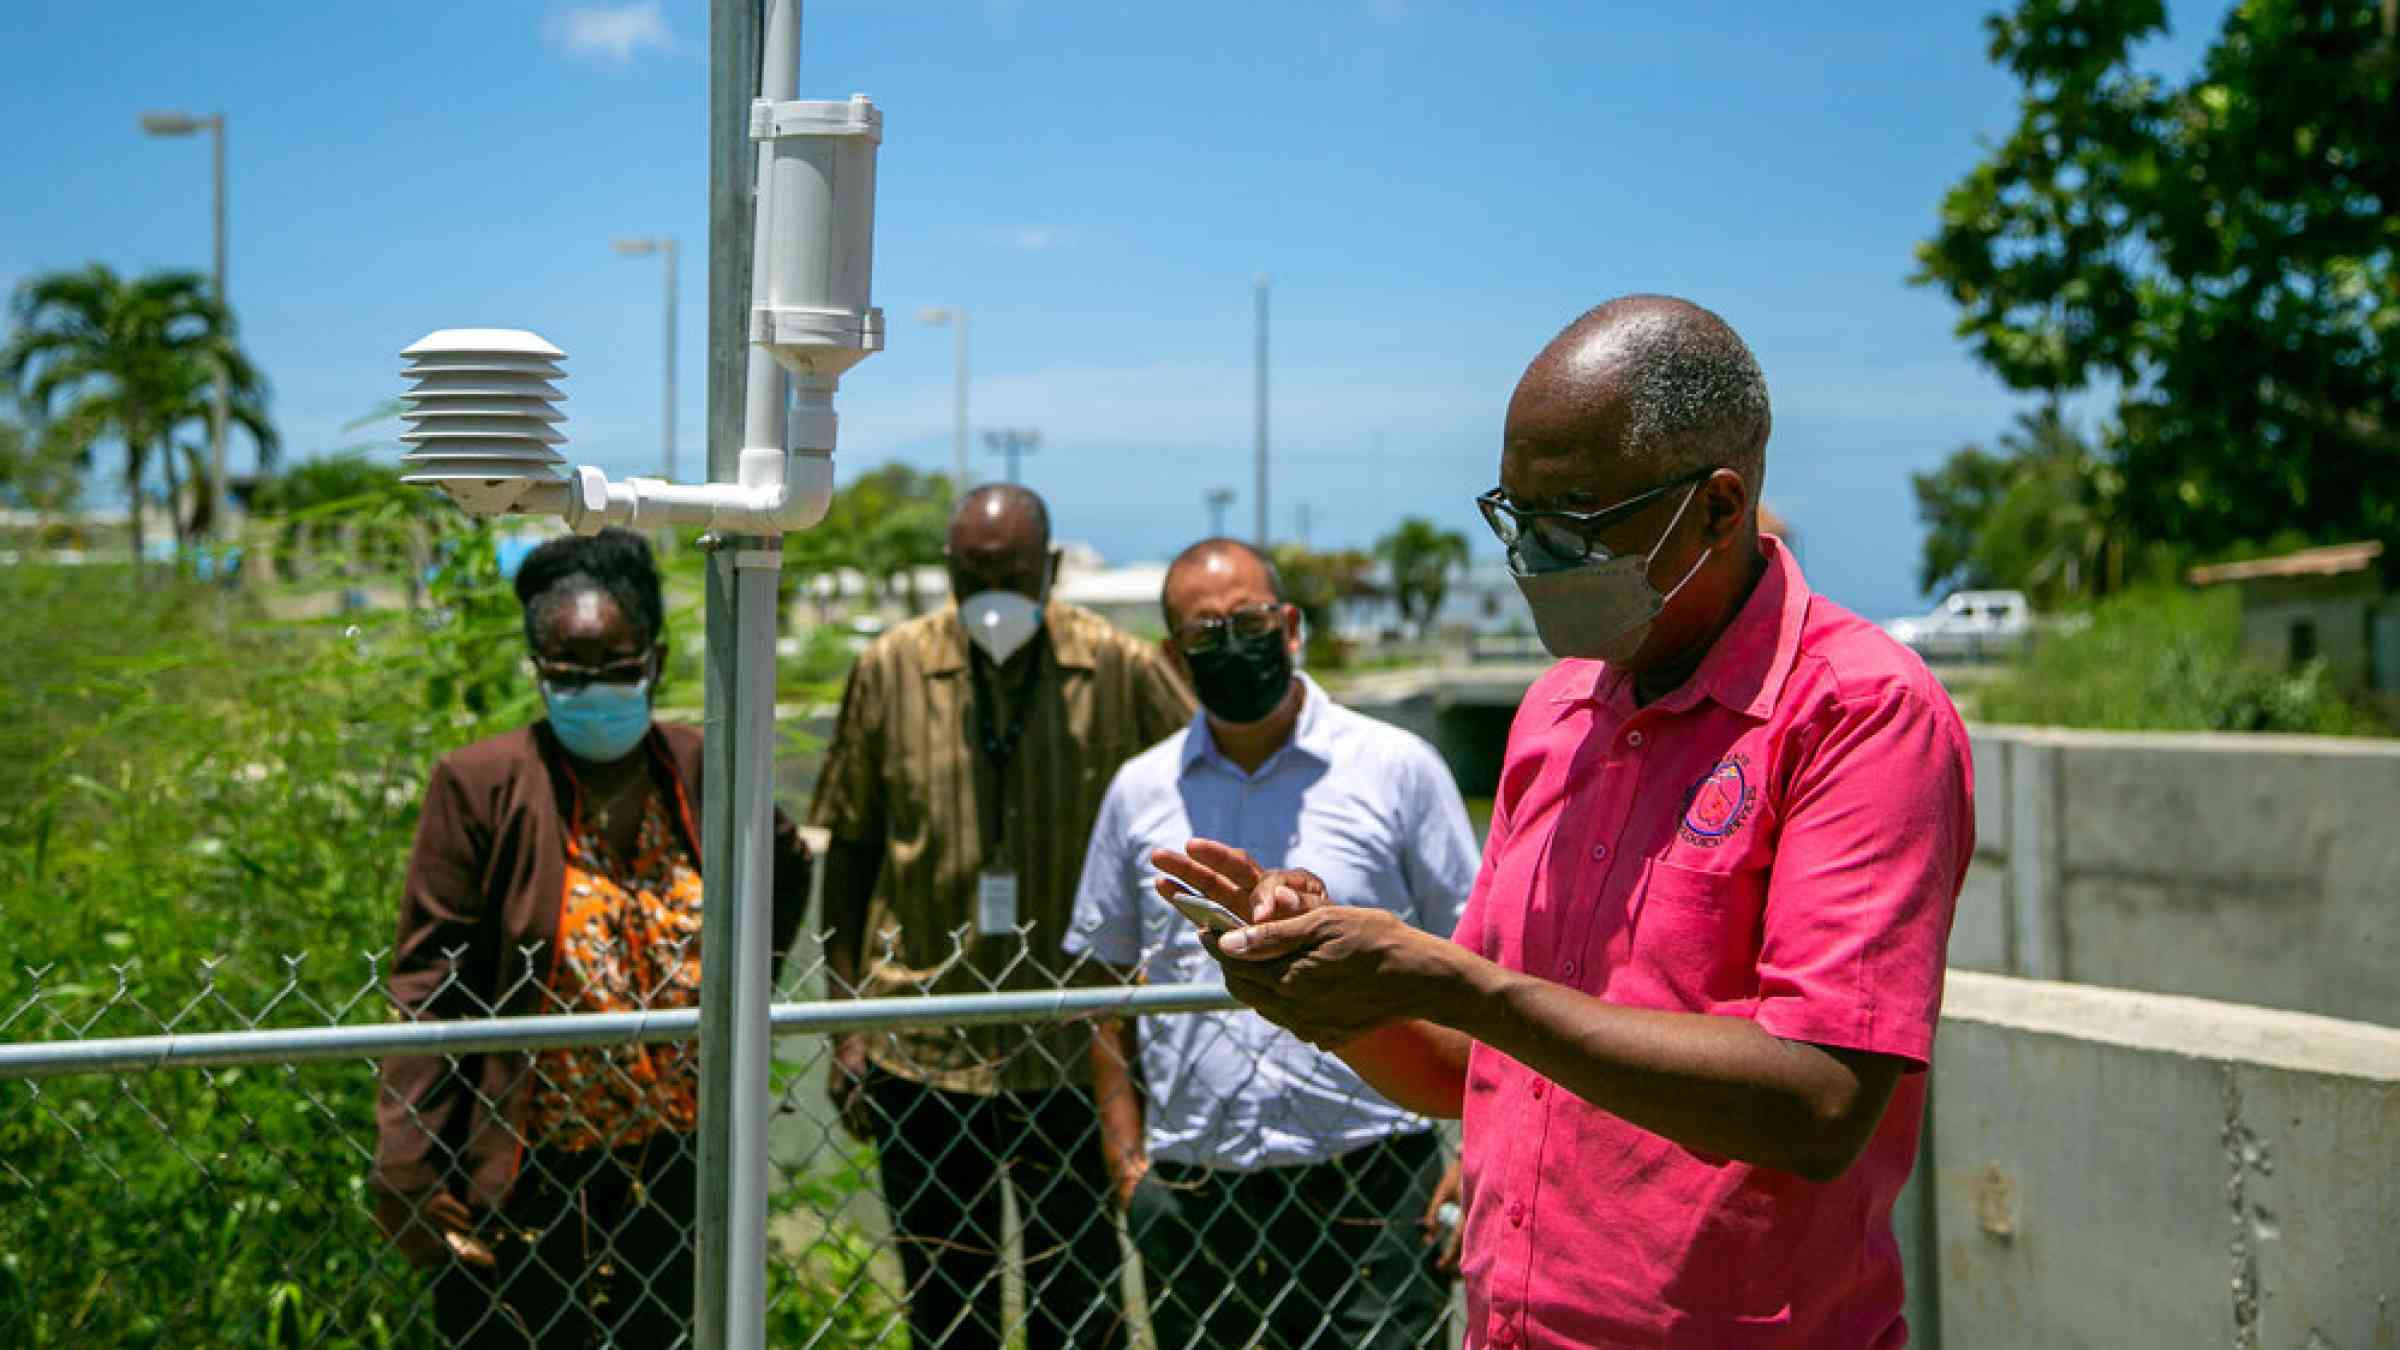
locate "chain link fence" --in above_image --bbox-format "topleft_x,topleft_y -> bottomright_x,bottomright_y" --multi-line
1,933 -> 1463,1348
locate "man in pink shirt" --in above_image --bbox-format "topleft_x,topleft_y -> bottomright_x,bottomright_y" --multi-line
1156,295 -> 1973,1347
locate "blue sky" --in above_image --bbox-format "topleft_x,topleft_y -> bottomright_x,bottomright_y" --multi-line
2,0 -> 2233,620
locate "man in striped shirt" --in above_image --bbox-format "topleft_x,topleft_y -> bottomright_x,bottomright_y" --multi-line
810,483 -> 1193,1349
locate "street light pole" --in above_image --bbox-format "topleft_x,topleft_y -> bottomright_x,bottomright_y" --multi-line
663,237 -> 677,483
983,427 -> 1039,483
918,306 -> 969,488
614,236 -> 681,482
1253,272 -> 1269,550
1206,487 -> 1234,537
140,109 -> 229,552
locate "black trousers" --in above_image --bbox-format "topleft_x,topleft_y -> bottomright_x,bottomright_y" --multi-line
1127,1130 -> 1451,1350
865,1072 -> 1128,1349
432,1136 -> 698,1348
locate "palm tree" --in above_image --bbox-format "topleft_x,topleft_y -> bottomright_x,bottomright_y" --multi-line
1973,408 -> 2131,606
2,264 -> 277,567
157,354 -> 279,543
1374,516 -> 1471,640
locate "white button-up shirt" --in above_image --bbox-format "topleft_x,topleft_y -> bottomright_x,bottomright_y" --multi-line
1065,674 -> 1480,1171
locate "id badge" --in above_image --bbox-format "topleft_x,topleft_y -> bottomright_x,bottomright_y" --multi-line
976,869 -> 1021,936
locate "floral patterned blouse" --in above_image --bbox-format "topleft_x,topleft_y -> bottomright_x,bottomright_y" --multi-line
524,786 -> 705,1152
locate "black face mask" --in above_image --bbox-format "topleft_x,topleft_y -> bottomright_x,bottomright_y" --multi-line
1186,626 -> 1295,725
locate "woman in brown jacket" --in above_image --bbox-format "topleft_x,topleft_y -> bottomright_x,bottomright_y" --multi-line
371,528 -> 810,1347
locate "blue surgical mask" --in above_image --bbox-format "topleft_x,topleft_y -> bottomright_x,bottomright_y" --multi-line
542,678 -> 654,763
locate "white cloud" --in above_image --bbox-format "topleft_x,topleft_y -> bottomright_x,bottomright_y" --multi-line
987,225 -> 1073,252
544,2 -> 674,67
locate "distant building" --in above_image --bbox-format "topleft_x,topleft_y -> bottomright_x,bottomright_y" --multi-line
1052,557 -> 1171,637
2188,541 -> 2399,716
793,542 -> 1176,634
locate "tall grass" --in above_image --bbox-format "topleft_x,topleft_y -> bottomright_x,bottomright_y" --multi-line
0,518 -> 879,1346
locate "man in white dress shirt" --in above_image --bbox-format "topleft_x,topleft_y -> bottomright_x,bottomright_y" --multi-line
1066,537 -> 1480,1349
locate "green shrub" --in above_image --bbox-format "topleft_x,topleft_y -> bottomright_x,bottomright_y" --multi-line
1975,587 -> 2391,736
0,516 -> 874,1345
0,521 -> 535,1347
765,1145 -> 907,1346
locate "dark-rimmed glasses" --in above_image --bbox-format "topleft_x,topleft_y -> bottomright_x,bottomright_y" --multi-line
533,649 -> 655,694
1170,603 -> 1283,655
1474,464 -> 1715,564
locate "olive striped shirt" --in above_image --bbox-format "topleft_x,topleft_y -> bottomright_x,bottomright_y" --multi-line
808,600 -> 1194,1094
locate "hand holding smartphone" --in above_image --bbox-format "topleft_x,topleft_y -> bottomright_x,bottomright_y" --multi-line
1160,877 -> 1250,934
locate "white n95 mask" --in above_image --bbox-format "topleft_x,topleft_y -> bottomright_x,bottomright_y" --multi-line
960,591 -> 1042,664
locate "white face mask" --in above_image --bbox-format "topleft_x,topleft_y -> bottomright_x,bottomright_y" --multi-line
960,590 -> 1043,664
1509,482 -> 1707,664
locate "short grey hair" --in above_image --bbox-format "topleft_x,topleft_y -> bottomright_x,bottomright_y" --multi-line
1579,296 -> 1772,490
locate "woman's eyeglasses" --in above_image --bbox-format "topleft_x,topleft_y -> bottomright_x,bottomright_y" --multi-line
1475,464 -> 1714,564
1170,603 -> 1283,655
533,650 -> 654,694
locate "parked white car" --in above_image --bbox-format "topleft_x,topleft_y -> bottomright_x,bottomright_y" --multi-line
1884,589 -> 2035,662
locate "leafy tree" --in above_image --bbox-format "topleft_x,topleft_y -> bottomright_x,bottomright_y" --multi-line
0,404 -> 87,517
1373,516 -> 1471,639
1,264 -> 278,565
1269,543 -> 1379,667
1913,0 -> 2400,564
241,402 -> 454,595
784,461 -> 954,625
1913,408 -> 2136,607
1911,442 -> 2016,595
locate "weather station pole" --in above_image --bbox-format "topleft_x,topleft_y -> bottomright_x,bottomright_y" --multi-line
394,2 -> 886,1345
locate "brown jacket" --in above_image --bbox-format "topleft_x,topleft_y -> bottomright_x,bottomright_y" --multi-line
371,719 -> 810,1207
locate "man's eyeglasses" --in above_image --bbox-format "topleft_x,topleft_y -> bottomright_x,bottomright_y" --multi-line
533,650 -> 654,694
1475,464 -> 1715,564
1170,603 -> 1283,655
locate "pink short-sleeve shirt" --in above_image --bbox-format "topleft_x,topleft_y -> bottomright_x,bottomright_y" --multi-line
1451,535 -> 1973,1349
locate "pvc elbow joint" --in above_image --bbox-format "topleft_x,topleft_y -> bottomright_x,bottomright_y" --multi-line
560,448 -> 835,536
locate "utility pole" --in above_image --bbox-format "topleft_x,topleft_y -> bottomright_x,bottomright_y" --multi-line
983,427 -> 1039,483
1253,273 -> 1269,549
1205,487 -> 1235,537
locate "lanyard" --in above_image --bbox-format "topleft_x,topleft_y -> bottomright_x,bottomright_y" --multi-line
968,633 -> 1045,850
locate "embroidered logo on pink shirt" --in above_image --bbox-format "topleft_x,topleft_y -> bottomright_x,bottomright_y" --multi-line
1678,754 -> 1754,846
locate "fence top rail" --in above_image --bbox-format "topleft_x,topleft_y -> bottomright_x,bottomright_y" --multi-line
0,983 -> 1245,1081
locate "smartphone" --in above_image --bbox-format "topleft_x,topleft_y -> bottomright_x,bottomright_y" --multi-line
1160,877 -> 1249,934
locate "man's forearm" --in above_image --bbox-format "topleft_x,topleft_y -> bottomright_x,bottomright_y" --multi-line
1089,1018 -> 1147,1186
1334,1020 -> 1473,1119
1420,949 -> 1897,1181
818,839 -> 883,999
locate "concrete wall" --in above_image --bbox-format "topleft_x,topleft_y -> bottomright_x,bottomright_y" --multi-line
1905,972 -> 2400,1350
1958,726 -> 2400,1028
1340,688 -> 2400,1029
